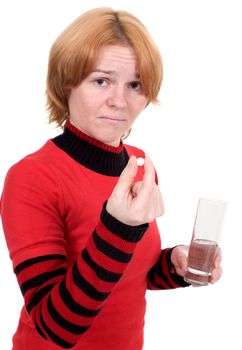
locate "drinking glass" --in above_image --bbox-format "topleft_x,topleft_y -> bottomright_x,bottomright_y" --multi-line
184,197 -> 227,286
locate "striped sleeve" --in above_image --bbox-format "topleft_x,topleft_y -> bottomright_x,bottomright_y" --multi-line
13,204 -> 148,348
147,248 -> 190,290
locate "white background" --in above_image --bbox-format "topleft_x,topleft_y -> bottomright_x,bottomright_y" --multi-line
0,1 -> 241,349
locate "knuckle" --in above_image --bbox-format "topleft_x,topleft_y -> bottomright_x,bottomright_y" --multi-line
132,208 -> 150,225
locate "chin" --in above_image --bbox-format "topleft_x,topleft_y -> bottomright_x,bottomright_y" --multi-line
104,139 -> 121,147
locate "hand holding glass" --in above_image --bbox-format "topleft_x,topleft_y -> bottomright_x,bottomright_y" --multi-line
184,197 -> 227,286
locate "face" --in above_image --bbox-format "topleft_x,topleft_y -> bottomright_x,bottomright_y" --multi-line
68,45 -> 148,147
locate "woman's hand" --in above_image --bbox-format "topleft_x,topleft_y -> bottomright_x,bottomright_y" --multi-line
171,245 -> 223,285
106,155 -> 164,226
209,247 -> 223,284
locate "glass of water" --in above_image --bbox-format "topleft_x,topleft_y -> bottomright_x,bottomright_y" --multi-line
184,197 -> 227,286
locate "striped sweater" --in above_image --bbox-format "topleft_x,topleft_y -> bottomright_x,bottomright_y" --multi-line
0,123 -> 189,350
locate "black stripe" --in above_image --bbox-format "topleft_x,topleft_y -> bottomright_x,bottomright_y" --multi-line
36,324 -> 47,339
14,254 -> 66,274
47,296 -> 90,335
147,274 -> 167,290
148,255 -> 172,288
40,313 -> 74,349
93,230 -> 132,263
100,202 -> 148,242
59,280 -> 100,317
27,283 -> 56,313
156,253 -> 173,287
82,249 -> 122,283
150,268 -> 171,287
72,262 -> 110,301
20,268 -> 66,295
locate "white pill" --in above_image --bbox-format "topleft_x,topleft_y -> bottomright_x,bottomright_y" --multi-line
137,157 -> 145,166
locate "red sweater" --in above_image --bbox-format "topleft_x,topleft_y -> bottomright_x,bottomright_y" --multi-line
1,123 -> 189,350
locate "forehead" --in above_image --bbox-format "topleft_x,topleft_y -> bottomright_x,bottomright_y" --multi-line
94,45 -> 139,71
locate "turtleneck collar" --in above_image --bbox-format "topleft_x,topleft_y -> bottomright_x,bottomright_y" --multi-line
52,122 -> 129,176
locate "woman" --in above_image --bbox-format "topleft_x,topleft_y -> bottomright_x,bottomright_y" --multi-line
0,7 -> 222,350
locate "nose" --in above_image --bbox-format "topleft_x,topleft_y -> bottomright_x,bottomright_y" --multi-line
107,86 -> 127,109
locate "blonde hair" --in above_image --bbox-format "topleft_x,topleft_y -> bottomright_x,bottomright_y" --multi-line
46,7 -> 163,127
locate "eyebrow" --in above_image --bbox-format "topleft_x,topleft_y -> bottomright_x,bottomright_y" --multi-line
90,69 -> 115,75
90,69 -> 140,79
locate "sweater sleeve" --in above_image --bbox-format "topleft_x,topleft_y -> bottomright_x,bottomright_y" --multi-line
0,159 -> 148,349
147,247 -> 190,289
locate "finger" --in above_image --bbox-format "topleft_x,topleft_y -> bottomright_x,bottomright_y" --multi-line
155,185 -> 165,216
210,266 -> 223,284
171,245 -> 188,275
115,156 -> 138,192
131,181 -> 142,198
142,154 -> 155,185
214,247 -> 222,268
137,155 -> 156,202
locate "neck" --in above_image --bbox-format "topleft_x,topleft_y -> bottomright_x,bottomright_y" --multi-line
69,120 -> 121,148
67,122 -> 123,153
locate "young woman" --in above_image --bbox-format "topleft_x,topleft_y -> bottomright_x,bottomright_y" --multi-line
0,8 -> 222,350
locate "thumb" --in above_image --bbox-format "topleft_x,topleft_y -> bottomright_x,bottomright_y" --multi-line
116,156 -> 138,191
171,246 -> 189,275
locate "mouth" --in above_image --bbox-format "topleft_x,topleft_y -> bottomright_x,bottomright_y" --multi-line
98,116 -> 126,123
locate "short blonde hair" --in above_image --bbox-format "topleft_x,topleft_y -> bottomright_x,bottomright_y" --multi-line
46,7 -> 163,127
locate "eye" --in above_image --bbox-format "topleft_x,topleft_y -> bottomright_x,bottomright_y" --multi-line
129,81 -> 142,91
95,79 -> 108,86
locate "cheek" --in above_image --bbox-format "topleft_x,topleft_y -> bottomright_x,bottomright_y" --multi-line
131,97 -> 147,114
82,93 -> 103,112
68,91 -> 82,115
74,97 -> 94,117
69,86 -> 95,114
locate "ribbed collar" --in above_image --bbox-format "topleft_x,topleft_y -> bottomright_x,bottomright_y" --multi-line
52,122 -> 129,176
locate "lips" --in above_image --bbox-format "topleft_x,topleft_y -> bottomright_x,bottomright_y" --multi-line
99,116 -> 126,122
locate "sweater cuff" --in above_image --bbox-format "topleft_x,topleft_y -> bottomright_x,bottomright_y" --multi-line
101,201 -> 149,243
166,247 -> 191,287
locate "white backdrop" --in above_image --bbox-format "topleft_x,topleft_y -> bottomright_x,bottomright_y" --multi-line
0,1 -> 241,349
